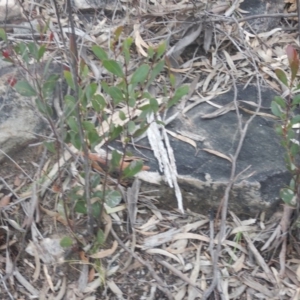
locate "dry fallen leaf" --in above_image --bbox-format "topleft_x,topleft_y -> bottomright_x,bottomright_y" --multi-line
202,148 -> 232,163
134,24 -> 148,57
166,129 -> 197,149
89,240 -> 118,259
0,194 -> 11,207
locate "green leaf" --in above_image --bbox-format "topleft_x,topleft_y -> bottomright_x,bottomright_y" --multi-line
86,82 -> 97,100
103,60 -> 124,77
92,45 -> 108,61
123,37 -> 133,65
291,115 -> 300,125
147,47 -> 155,59
146,60 -> 165,87
82,121 -> 96,132
96,229 -> 105,245
108,86 -> 124,104
275,69 -> 288,86
127,121 -> 135,134
101,81 -> 110,94
42,74 -> 59,98
15,42 -> 26,55
169,73 -> 176,88
43,141 -> 56,153
38,45 -> 46,61
138,104 -> 151,119
271,102 -> 282,118
114,26 -> 124,40
280,187 -> 296,206
122,160 -> 143,178
27,42 -> 38,60
167,85 -> 189,108
110,125 -> 123,140
133,124 -> 150,137
92,94 -> 106,112
105,190 -> 122,207
88,130 -> 101,147
64,70 -> 75,90
43,59 -> 54,77
128,97 -> 136,107
64,95 -> 76,116
287,128 -> 295,140
156,120 -> 165,126
274,96 -> 286,108
70,132 -> 81,150
292,94 -> 300,106
131,64 -> 150,85
93,190 -> 103,200
275,124 -> 283,136
67,116 -> 79,132
119,110 -> 126,121
60,236 -> 73,248
156,41 -> 166,58
0,28 -> 7,41
81,64 -> 89,79
91,174 -> 101,189
290,178 -> 296,190
75,200 -> 87,214
290,141 -> 299,156
291,60 -> 299,82
150,97 -> 159,113
15,81 -> 37,96
36,98 -> 53,116
92,201 -> 101,218
111,150 -> 122,170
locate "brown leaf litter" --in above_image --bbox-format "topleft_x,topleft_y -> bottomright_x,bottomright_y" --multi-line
0,0 -> 300,299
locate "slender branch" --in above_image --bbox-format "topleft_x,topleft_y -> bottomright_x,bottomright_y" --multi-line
64,0 -> 94,233
297,0 -> 300,42
202,21 -> 265,297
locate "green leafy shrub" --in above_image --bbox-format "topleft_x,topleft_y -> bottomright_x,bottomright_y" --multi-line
0,26 -> 188,242
273,45 -> 300,206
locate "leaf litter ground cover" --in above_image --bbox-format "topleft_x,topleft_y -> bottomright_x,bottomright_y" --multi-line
1,0 -> 300,299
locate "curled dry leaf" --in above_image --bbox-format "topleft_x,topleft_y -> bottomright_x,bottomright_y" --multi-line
43,264 -> 54,292
89,240 -> 118,259
107,280 -> 123,298
134,24 -> 148,57
166,129 -> 197,149
202,148 -> 232,163
146,248 -> 182,264
0,194 -> 11,207
201,101 -> 235,119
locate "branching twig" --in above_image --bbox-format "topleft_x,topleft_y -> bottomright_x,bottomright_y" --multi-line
52,0 -> 94,234
202,20 -> 265,296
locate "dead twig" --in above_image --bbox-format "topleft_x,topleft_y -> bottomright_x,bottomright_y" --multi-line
110,227 -> 174,300
231,212 -> 276,284
297,0 -> 300,42
202,20 -> 265,295
154,257 -> 203,294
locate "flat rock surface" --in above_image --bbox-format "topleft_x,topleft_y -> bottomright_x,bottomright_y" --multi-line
240,0 -> 285,32
135,85 -> 288,216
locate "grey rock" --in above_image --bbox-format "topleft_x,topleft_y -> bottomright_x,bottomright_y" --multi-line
239,0 -> 285,33
135,85 -> 289,217
0,63 -> 62,162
